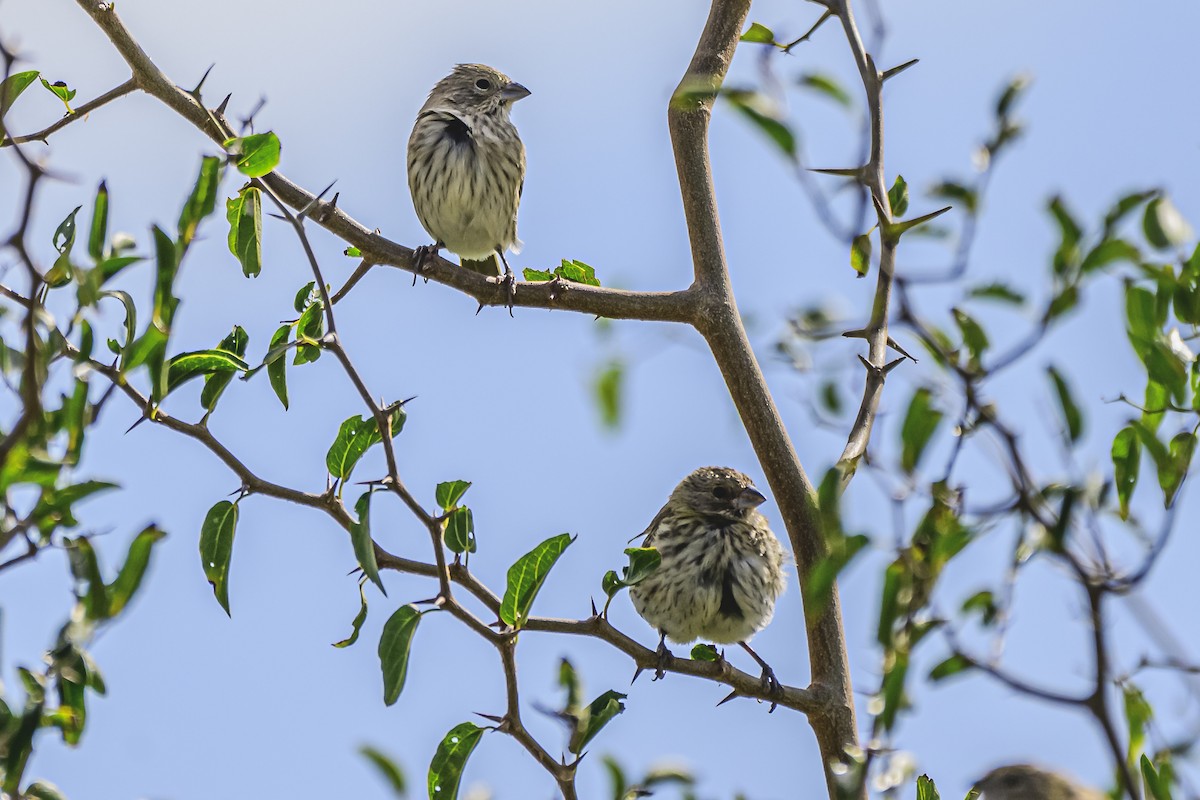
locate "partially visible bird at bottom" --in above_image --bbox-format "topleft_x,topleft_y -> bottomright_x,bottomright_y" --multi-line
973,765 -> 1105,800
628,467 -> 787,703
406,63 -> 529,308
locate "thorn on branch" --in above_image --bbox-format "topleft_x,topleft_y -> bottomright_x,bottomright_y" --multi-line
190,63 -> 215,100
881,58 -> 919,82
215,93 -> 231,115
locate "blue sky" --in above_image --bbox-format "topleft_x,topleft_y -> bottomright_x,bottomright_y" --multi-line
2,1 -> 1200,798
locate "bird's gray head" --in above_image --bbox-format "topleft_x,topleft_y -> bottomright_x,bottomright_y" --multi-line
671,467 -> 767,520
973,765 -> 1100,800
425,64 -> 530,116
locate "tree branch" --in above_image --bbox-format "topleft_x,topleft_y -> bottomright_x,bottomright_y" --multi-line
0,78 -> 137,147
668,0 -> 860,792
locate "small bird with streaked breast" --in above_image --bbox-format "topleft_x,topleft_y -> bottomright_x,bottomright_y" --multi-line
407,64 -> 529,307
629,467 -> 787,698
972,765 -> 1105,800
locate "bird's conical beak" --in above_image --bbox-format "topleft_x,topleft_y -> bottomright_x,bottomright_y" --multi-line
735,487 -> 767,510
500,82 -> 531,102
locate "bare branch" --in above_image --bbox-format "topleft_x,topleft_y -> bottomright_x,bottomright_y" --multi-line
0,78 -> 137,147
669,0 -> 860,791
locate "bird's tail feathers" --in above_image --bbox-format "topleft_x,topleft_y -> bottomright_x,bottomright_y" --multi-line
460,254 -> 501,277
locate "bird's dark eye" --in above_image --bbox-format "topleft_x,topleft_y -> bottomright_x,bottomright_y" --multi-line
475,78 -> 492,91
712,486 -> 733,501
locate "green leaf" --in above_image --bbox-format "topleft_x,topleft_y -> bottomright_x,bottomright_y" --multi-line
952,308 -> 989,365
928,654 -> 973,682
851,232 -> 872,277
1123,682 -> 1153,764
804,533 -> 869,616
620,546 -> 660,586
226,185 -> 263,277
929,181 -> 977,214
428,722 -> 485,800
351,492 -> 385,594
1160,431 -> 1196,508
88,180 -> 109,261
24,782 -> 66,800
739,22 -> 775,44
39,77 -> 77,112
140,227 -> 180,402
569,690 -> 627,754
443,506 -> 476,554
690,643 -> 719,662
178,155 -> 223,251
1144,196 -> 1193,250
379,605 -> 421,706
555,258 -> 601,286
500,533 -> 574,629
888,175 -> 909,216
266,324 -> 290,409
994,74 -> 1029,119
333,580 -> 369,648
1047,366 -> 1083,443
723,89 -> 795,158
65,536 -> 109,620
359,745 -> 407,797
961,590 -> 999,626
435,480 -> 472,511
326,410 -> 405,481
0,70 -> 40,137
900,387 -> 942,474
199,500 -> 238,616
522,267 -> 553,282
798,72 -> 852,108
294,281 -> 317,312
224,131 -> 281,178
345,246 -> 362,258
1112,426 -> 1140,520
166,348 -> 250,395
1126,284 -> 1158,342
294,299 -> 325,364
594,359 -> 623,429
968,282 -> 1025,305
107,525 -> 166,617
1141,754 -> 1174,800
916,775 -> 941,800
1103,189 -> 1158,238
201,326 -> 250,413
1081,238 -> 1140,274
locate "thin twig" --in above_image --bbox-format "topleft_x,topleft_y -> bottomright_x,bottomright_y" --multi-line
0,78 -> 137,146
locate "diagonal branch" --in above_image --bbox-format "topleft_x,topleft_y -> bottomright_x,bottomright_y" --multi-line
0,78 -> 137,147
70,0 -> 698,323
834,0 -> 900,479
667,0 -> 860,793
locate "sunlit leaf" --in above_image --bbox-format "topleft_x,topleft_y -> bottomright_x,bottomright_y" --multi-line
436,480 -> 472,511
224,131 -> 281,178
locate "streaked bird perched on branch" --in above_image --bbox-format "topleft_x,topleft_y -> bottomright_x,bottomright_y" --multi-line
629,467 -> 787,697
407,63 -> 529,305
973,765 -> 1105,800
